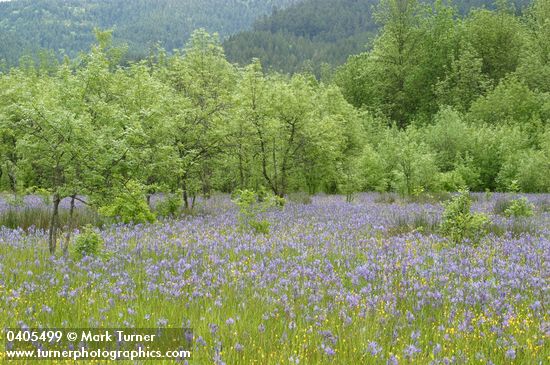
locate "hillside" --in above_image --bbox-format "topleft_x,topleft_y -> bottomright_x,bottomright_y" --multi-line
0,0 -> 298,65
224,0 -> 533,75
224,0 -> 378,75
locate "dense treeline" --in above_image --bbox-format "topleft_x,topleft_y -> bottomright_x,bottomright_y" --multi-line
0,29 -> 364,251
335,0 -> 549,193
0,0 -> 297,66
224,0 -> 533,75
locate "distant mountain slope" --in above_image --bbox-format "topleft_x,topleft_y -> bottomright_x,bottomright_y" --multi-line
0,0 -> 298,65
224,0 -> 533,75
224,0 -> 378,75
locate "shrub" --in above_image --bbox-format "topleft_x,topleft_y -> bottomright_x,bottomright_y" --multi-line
256,187 -> 286,207
248,219 -> 271,234
493,197 -> 514,216
504,197 -> 534,218
232,189 -> 284,234
73,225 -> 104,259
98,181 -> 156,224
439,190 -> 491,244
438,171 -> 466,192
358,144 -> 388,192
155,194 -> 182,218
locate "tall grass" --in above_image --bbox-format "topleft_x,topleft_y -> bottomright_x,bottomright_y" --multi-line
0,207 -> 103,230
0,194 -> 103,230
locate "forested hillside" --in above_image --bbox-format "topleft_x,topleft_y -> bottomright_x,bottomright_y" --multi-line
224,0 -> 533,75
224,0 -> 378,75
0,0 -> 297,65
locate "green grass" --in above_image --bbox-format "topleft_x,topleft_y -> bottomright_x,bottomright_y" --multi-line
0,207 -> 103,231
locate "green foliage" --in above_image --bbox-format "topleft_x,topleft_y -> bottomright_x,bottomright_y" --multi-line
356,144 -> 388,192
493,197 -> 514,216
98,181 -> 156,224
155,194 -> 183,218
380,128 -> 440,196
72,225 -> 104,260
468,77 -> 549,125
504,197 -> 535,218
232,189 -> 284,234
497,131 -> 550,192
435,44 -> 491,112
247,219 -> 271,235
439,190 -> 491,244
516,0 -> 550,93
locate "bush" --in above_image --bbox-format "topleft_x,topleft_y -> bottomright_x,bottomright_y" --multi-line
73,225 -> 104,259
98,181 -> 156,224
493,197 -> 514,216
155,194 -> 182,218
232,189 -> 284,234
248,219 -> 271,234
504,197 -> 534,218
256,187 -> 286,207
358,144 -> 388,192
439,190 -> 491,244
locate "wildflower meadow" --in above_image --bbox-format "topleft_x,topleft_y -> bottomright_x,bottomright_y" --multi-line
0,193 -> 548,364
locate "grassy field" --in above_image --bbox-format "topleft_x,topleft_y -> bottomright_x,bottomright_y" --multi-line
0,193 -> 548,364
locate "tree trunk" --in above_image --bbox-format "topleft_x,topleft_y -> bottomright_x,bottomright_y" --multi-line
238,146 -> 245,188
182,177 -> 189,210
8,171 -> 17,198
62,195 -> 76,256
198,163 -> 210,199
48,194 -> 61,255
272,140 -> 279,196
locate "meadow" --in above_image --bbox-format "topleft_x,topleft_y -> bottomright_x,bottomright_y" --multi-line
0,193 -> 548,364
